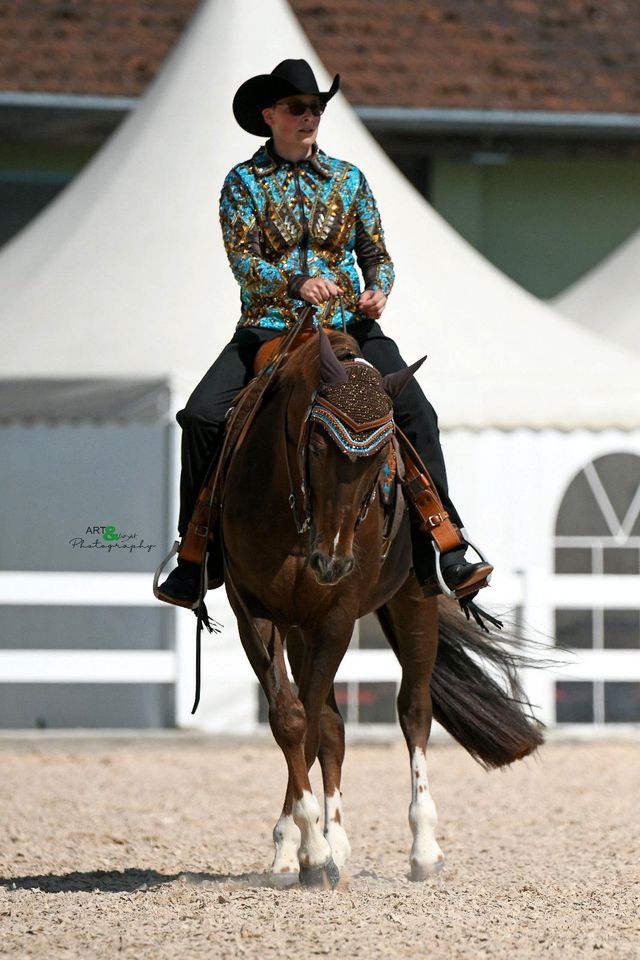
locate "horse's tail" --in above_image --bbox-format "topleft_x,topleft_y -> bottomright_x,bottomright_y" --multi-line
430,598 -> 545,769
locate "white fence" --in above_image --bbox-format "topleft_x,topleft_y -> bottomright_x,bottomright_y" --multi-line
0,570 -> 639,730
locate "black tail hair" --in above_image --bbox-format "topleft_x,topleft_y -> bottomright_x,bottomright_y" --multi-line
430,598 -> 545,769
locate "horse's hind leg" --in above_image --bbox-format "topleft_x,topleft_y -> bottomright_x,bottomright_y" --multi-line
376,576 -> 445,880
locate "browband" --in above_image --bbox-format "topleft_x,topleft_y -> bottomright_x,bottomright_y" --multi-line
309,397 -> 394,457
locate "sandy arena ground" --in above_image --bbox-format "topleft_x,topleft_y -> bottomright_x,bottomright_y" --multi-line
0,735 -> 639,959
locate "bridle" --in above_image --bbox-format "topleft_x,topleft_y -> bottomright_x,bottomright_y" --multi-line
284,383 -> 315,534
284,364 -> 395,537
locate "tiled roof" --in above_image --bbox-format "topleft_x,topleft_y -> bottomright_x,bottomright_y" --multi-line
0,0 -> 200,96
294,0 -> 640,112
1,0 -> 639,112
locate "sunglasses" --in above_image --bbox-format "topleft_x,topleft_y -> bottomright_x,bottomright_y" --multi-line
276,99 -> 325,117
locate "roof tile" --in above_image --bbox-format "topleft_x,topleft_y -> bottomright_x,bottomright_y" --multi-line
0,0 -> 639,112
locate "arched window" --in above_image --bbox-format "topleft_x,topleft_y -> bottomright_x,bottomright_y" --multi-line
554,453 -> 640,724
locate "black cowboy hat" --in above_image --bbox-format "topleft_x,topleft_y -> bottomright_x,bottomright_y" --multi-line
233,59 -> 340,137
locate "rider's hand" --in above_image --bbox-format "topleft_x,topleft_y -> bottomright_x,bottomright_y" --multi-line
300,277 -> 344,305
357,289 -> 387,319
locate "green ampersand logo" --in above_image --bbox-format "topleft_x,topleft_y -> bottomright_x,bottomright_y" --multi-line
103,525 -> 120,541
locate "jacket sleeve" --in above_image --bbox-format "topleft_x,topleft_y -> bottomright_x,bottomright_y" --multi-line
219,170 -> 290,298
354,173 -> 395,296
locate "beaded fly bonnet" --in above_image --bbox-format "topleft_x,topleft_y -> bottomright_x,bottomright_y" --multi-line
310,360 -> 395,457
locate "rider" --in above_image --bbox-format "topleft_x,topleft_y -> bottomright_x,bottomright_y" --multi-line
158,58 -> 492,605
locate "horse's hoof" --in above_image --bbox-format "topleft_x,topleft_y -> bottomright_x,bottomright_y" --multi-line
269,871 -> 300,889
325,825 -> 351,869
299,857 -> 340,889
410,858 -> 445,881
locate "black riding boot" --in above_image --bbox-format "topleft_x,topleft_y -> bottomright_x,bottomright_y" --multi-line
158,415 -> 224,606
410,520 -> 492,600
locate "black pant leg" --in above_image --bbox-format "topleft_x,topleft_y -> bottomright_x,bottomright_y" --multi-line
348,319 -> 463,529
175,327 -> 281,536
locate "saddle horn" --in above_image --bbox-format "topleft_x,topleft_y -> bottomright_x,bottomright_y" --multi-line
318,324 -> 348,385
381,356 -> 427,399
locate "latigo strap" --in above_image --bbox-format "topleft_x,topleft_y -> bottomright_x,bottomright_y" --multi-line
395,428 -> 465,555
179,464 -> 220,564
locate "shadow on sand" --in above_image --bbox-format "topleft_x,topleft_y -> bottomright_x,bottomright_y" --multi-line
0,867 -> 280,894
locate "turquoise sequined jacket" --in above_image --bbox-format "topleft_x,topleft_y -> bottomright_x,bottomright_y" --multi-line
219,140 -> 395,330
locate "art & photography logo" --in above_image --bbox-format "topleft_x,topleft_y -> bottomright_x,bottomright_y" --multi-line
69,524 -> 157,554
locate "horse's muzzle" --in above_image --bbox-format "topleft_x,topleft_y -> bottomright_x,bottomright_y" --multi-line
309,551 -> 354,585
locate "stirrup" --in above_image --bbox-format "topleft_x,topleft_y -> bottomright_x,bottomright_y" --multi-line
433,537 -> 493,600
153,540 -> 200,610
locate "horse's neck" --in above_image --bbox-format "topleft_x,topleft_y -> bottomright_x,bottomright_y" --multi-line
281,363 -> 317,427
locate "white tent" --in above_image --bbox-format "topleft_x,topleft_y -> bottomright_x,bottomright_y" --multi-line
1,0 -> 639,731
554,228 -> 640,355
1,0 -> 640,428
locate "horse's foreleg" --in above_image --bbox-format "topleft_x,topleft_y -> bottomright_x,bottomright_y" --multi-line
276,628 -> 336,884
318,692 -> 351,868
377,576 -> 445,880
263,644 -> 334,886
265,663 -> 336,884
224,595 -> 331,885
292,619 -> 353,885
288,633 -> 351,871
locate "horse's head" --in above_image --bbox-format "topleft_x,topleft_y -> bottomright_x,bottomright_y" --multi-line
296,327 -> 423,586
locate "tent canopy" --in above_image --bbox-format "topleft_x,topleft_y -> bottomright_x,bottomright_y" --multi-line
1,0 -> 640,430
554,227 -> 640,356
0,379 -> 172,423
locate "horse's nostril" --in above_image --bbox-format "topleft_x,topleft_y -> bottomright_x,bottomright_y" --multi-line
309,551 -> 325,574
309,551 -> 354,584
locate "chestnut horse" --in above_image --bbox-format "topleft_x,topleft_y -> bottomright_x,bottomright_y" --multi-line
220,328 -> 542,886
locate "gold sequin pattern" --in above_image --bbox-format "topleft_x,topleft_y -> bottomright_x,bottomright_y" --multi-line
320,362 -> 392,424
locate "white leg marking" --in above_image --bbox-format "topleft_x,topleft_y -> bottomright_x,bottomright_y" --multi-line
293,790 -> 333,869
271,813 -> 301,878
324,788 -> 351,868
409,747 -> 444,880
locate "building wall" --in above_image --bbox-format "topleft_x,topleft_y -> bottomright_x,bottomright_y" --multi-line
0,422 -> 175,728
0,140 -> 93,248
429,156 -> 640,298
442,427 -> 640,726
2,424 -> 171,572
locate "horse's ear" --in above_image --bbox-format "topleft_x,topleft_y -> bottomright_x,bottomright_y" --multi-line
319,325 -> 348,385
381,356 -> 427,398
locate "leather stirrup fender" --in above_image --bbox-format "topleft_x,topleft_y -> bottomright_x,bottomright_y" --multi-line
396,428 -> 465,555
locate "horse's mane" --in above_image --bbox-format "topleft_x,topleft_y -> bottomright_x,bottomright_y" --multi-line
281,329 -> 362,385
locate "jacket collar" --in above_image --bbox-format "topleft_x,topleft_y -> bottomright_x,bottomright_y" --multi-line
251,139 -> 332,178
